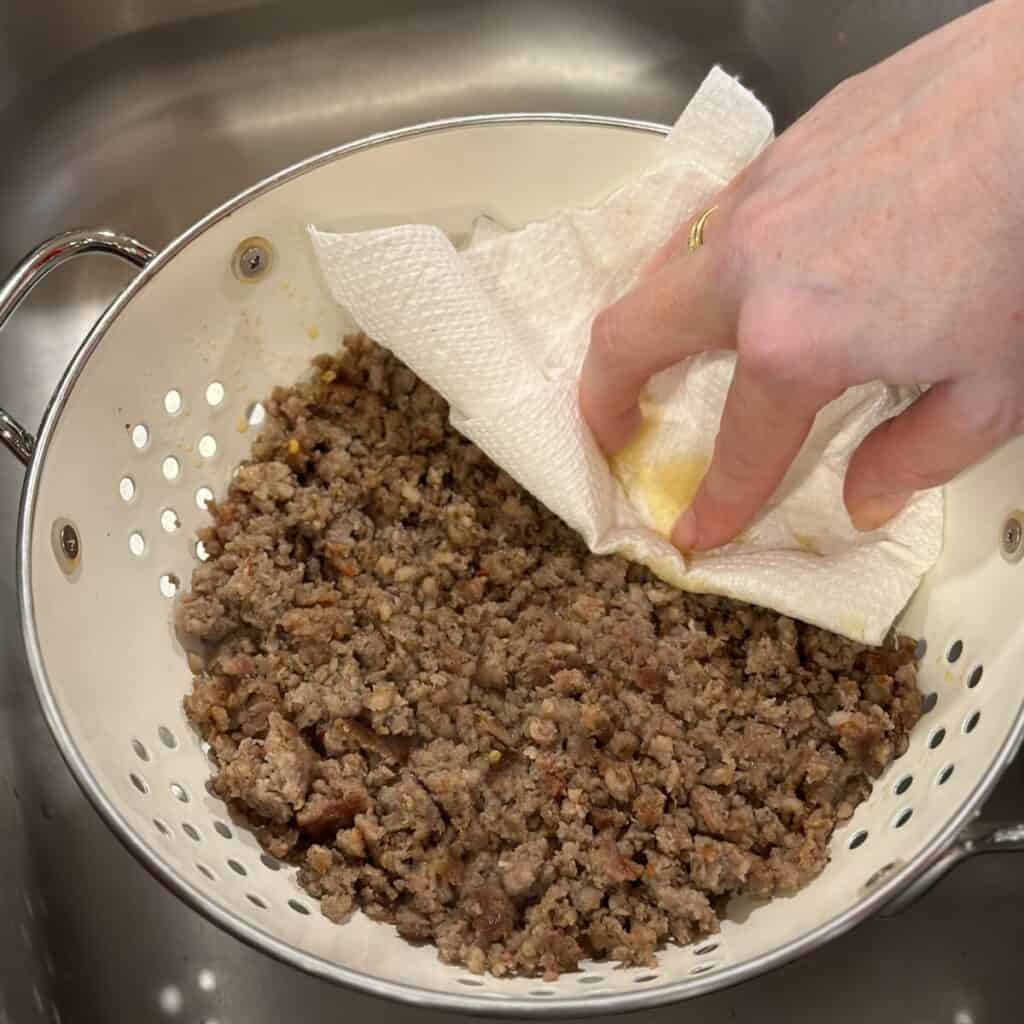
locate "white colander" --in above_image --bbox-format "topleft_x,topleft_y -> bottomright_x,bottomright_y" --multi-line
2,116 -> 1023,1017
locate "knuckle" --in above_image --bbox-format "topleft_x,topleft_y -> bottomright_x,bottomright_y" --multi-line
739,330 -> 802,386
737,296 -> 809,385
589,306 -> 629,371
736,289 -> 841,399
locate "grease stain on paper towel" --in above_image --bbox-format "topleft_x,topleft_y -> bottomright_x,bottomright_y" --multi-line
611,409 -> 708,537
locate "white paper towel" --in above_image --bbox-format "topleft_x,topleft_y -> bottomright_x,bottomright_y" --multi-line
309,68 -> 944,645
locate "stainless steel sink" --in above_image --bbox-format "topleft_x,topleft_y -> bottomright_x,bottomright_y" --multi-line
1,2 -> 1018,1021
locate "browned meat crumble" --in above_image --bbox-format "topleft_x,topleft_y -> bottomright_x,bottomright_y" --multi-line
179,335 -> 922,979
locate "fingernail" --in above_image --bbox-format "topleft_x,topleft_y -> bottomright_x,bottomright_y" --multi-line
850,492 -> 913,532
672,507 -> 700,552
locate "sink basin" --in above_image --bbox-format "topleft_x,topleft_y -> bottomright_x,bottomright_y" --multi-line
2,2 -> 1018,1021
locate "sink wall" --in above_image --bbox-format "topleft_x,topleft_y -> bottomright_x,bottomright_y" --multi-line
2,3 -> 1018,1022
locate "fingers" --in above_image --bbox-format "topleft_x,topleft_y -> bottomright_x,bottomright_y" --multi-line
670,284 -> 845,552
844,379 -> 1007,530
674,358 -> 1006,550
580,205 -> 740,454
671,350 -> 825,552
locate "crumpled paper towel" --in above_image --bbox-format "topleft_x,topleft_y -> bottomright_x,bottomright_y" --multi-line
309,67 -> 944,644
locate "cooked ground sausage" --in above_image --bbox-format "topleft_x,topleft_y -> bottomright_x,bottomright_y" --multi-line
179,335 -> 921,979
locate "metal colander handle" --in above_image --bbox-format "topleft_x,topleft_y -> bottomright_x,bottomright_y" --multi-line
0,228 -> 156,466
883,820 -> 1024,915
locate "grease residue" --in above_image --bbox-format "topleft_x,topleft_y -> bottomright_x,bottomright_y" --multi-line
611,411 -> 708,536
793,532 -> 824,556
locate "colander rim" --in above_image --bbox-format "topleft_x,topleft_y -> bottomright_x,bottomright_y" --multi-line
16,111 -> 1024,1018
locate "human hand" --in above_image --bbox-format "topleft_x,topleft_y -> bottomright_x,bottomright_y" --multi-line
580,0 -> 1024,551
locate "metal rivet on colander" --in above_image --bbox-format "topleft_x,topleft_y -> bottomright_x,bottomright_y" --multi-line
1001,513 -> 1023,562
51,518 -> 82,575
232,236 -> 274,282
59,523 -> 79,560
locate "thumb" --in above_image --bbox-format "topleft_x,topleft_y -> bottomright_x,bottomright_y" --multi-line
844,379 -> 1005,530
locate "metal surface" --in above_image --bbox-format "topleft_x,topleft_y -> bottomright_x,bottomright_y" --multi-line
0,229 -> 156,464
0,1 -> 1015,1022
0,406 -> 33,466
14,111 -> 1023,1018
233,237 -> 274,281
881,820 -> 1024,917
1002,514 -> 1023,562
57,523 -> 78,561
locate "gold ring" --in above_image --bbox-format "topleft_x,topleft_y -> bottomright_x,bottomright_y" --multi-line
688,205 -> 718,254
